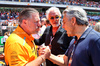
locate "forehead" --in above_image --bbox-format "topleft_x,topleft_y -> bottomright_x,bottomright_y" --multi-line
31,13 -> 40,21
32,13 -> 39,18
63,13 -> 68,19
63,14 -> 69,22
49,10 -> 60,16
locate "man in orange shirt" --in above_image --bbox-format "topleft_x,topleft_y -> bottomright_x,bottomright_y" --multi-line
4,8 -> 50,66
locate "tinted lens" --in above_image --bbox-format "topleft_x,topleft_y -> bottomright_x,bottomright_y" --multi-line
50,17 -> 54,19
50,16 -> 59,20
55,16 -> 59,19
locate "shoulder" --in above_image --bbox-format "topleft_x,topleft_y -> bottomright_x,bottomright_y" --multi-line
85,29 -> 100,49
6,33 -> 25,46
44,26 -> 51,32
88,29 -> 100,40
58,25 -> 66,33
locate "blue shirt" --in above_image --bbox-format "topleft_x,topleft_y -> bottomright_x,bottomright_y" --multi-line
65,27 -> 100,66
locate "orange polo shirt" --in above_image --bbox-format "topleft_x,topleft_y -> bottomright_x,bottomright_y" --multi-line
5,26 -> 37,66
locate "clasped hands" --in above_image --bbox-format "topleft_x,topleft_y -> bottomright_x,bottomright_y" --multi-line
38,46 -> 51,60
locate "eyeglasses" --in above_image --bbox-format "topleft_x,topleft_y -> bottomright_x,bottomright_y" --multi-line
50,15 -> 60,20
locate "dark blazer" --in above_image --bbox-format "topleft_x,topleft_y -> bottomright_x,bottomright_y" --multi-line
34,25 -> 72,66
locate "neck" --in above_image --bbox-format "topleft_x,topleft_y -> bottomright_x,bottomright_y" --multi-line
19,25 -> 31,36
75,26 -> 88,40
52,26 -> 59,30
52,26 -> 59,36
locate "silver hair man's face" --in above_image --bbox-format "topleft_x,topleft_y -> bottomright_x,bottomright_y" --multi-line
46,7 -> 61,19
48,10 -> 61,27
62,13 -> 75,37
46,7 -> 61,27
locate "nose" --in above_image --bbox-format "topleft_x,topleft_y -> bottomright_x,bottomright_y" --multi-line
54,18 -> 57,21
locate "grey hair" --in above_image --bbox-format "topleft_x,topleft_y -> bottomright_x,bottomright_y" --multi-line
46,7 -> 61,19
94,22 -> 100,32
19,8 -> 39,24
63,7 -> 88,26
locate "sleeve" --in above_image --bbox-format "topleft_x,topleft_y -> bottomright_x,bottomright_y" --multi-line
34,27 -> 48,45
65,49 -> 69,56
65,38 -> 75,61
91,39 -> 100,66
5,42 -> 28,66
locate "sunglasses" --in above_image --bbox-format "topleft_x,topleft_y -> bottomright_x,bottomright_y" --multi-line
50,16 -> 60,20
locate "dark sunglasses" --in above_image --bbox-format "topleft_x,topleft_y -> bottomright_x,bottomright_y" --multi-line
50,16 -> 60,19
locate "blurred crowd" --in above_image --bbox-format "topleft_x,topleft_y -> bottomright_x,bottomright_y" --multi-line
0,0 -> 100,8
0,11 -> 19,26
0,11 -> 19,20
0,10 -> 100,27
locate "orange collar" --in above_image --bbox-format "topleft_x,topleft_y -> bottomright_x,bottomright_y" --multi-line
13,25 -> 34,43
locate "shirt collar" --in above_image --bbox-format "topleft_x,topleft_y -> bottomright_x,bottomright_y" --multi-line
13,25 -> 34,42
50,24 -> 65,37
56,25 -> 65,33
80,26 -> 93,39
50,24 -> 65,33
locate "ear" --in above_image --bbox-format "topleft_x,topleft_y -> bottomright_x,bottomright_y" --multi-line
71,17 -> 76,26
22,19 -> 27,24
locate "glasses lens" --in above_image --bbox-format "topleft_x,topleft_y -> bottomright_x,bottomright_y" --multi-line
51,17 -> 54,19
50,16 -> 59,20
55,16 -> 59,19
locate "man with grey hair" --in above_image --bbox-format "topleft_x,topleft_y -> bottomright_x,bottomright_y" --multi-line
34,7 -> 72,66
42,7 -> 100,66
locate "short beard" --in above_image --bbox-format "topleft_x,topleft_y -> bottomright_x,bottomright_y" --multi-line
52,24 -> 59,27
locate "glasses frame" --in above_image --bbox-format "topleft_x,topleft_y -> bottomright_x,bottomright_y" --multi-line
50,15 -> 60,20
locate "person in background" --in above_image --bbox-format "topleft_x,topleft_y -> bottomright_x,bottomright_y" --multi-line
41,18 -> 47,27
34,7 -> 72,66
3,32 -> 9,52
94,22 -> 100,32
41,7 -> 100,66
7,31 -> 11,36
4,8 -> 50,66
3,32 -> 8,45
38,18 -> 47,36
45,19 -> 51,27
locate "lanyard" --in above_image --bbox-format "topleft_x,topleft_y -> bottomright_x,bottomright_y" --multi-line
68,37 -> 77,66
49,36 -> 54,49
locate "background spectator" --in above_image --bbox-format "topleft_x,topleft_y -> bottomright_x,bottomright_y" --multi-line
94,22 -> 100,32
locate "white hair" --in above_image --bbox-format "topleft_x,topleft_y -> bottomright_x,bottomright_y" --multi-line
63,7 -> 88,26
46,7 -> 61,19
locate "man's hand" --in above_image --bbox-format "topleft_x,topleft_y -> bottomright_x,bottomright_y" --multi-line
39,46 -> 51,59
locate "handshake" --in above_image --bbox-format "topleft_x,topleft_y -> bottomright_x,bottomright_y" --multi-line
36,46 -> 65,66
38,46 -> 51,61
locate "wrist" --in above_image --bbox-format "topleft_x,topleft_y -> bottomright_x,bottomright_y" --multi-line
40,55 -> 45,62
